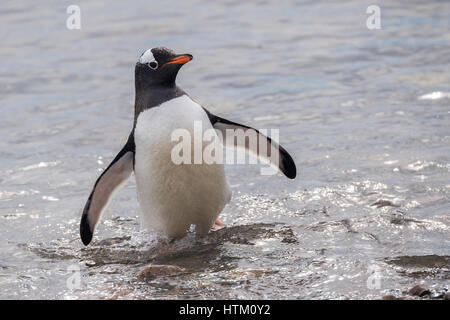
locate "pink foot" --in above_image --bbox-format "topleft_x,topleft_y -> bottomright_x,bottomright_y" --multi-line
211,218 -> 225,232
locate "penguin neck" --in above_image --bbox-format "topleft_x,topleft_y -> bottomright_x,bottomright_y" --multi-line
133,84 -> 185,127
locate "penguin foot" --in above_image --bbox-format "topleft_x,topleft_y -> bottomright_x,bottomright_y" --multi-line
210,218 -> 225,232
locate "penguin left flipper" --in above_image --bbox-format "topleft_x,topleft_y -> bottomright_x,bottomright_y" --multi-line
80,132 -> 135,245
204,110 -> 296,179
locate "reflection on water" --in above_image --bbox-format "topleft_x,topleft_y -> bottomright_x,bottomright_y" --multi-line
0,0 -> 449,299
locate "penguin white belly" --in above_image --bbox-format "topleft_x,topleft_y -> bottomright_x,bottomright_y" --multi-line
134,95 -> 231,238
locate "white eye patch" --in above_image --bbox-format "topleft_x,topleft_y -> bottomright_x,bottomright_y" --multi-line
139,49 -> 156,64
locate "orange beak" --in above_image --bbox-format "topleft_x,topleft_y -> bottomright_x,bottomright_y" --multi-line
163,54 -> 193,66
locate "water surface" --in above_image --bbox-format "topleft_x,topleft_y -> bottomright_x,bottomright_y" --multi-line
0,0 -> 449,299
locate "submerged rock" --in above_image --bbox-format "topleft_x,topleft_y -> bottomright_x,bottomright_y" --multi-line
408,285 -> 430,297
370,199 -> 400,208
386,255 -> 450,269
137,264 -> 186,281
96,236 -> 131,246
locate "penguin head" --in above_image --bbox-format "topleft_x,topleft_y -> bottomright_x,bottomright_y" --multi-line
135,47 -> 193,88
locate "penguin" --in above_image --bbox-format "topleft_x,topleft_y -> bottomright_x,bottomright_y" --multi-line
80,47 -> 296,245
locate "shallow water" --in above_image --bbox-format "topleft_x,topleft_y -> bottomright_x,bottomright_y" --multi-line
0,0 -> 449,299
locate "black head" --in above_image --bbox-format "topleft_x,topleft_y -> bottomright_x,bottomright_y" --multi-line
135,47 -> 193,89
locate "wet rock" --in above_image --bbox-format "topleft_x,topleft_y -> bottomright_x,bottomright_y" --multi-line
137,264 -> 186,281
419,290 -> 431,297
315,248 -> 326,255
408,285 -> 431,297
278,226 -> 298,244
207,223 -> 278,245
82,223 -> 298,273
81,223 -> 299,274
96,236 -> 131,246
370,199 -> 400,208
20,243 -> 78,261
81,247 -> 153,267
389,212 -> 424,226
386,255 -> 449,268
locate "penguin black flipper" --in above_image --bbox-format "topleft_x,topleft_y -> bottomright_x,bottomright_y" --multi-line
80,132 -> 135,245
204,109 -> 297,179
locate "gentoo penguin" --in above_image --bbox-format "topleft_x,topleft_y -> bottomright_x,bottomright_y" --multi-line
80,47 -> 296,245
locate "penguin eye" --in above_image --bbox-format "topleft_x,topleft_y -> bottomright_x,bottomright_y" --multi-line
148,61 -> 158,70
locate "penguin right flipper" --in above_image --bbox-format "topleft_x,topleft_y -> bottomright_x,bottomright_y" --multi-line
204,109 -> 296,179
80,132 -> 135,246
